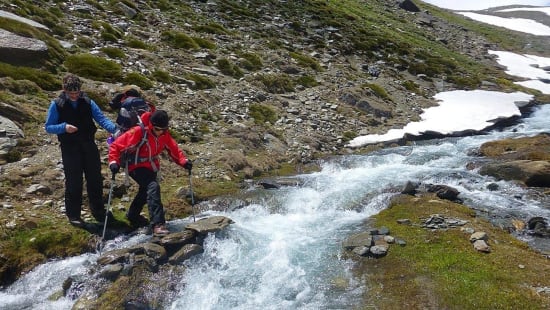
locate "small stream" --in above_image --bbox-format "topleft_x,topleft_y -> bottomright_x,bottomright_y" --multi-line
1,105 -> 549,310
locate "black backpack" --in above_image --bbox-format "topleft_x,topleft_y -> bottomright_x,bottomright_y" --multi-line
110,90 -> 154,132
117,97 -> 152,131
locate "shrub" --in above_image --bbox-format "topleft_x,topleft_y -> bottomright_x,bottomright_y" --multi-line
161,31 -> 199,49
0,62 -> 59,90
185,73 -> 216,90
101,32 -> 118,42
100,47 -> 125,59
249,104 -> 278,125
76,36 -> 95,48
446,74 -> 481,89
152,70 -> 172,83
342,131 -> 357,142
64,54 -> 123,82
239,53 -> 263,71
217,58 -> 244,78
402,80 -> 420,93
366,83 -> 390,100
257,74 -> 295,93
126,37 -> 150,50
194,23 -> 230,35
192,37 -> 216,49
295,75 -> 319,88
123,72 -> 154,90
101,22 -> 123,38
3,149 -> 21,163
289,52 -> 322,71
156,0 -> 172,11
1,77 -> 41,95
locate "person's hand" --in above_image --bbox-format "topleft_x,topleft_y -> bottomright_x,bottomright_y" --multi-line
183,160 -> 193,171
109,163 -> 120,174
65,124 -> 78,133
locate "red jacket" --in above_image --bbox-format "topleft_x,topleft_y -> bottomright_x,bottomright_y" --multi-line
108,113 -> 188,172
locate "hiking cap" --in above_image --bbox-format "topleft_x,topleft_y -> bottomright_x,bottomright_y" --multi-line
63,74 -> 82,91
150,110 -> 169,128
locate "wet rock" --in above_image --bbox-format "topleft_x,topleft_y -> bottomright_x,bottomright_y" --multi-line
186,215 -> 234,234
527,217 -> 550,237
158,230 -> 197,252
427,184 -> 460,201
352,245 -> 370,256
479,160 -> 550,187
139,243 -> 167,263
99,264 -> 124,281
168,244 -> 204,265
369,244 -> 389,257
344,228 -> 400,259
402,180 -> 419,195
343,232 -> 373,250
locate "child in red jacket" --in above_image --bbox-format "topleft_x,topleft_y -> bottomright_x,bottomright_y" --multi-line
108,110 -> 192,235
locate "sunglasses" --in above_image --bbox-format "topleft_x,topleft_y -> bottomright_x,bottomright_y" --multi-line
153,126 -> 168,132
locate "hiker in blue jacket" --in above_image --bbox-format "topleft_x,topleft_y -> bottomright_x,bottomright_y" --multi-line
45,73 -> 118,226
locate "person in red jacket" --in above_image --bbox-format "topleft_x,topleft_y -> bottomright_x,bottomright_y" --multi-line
108,110 -> 192,235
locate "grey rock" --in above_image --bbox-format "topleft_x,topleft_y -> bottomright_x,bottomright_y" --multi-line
186,215 -> 234,234
168,243 -> 204,264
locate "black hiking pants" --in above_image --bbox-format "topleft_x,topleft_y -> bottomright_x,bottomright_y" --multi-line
128,167 -> 165,226
60,140 -> 105,221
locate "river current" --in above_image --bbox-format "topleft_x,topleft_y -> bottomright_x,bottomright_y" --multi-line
1,105 -> 549,310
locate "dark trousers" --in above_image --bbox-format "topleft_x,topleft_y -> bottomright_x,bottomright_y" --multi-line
128,167 -> 165,226
60,140 -> 105,220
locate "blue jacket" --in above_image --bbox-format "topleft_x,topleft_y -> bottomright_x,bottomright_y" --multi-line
45,92 -> 117,136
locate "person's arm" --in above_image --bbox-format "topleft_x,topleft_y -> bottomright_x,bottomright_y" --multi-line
108,126 -> 144,165
44,101 -> 66,134
163,133 -> 189,166
90,100 -> 117,134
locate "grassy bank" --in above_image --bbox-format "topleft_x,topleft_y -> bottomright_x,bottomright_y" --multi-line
355,194 -> 550,309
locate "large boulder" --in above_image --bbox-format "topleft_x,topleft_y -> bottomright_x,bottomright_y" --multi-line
479,160 -> 550,187
0,29 -> 49,66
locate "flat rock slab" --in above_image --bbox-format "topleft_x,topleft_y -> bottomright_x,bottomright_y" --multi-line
185,215 -> 234,233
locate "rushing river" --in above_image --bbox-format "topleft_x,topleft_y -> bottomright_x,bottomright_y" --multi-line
1,105 -> 549,310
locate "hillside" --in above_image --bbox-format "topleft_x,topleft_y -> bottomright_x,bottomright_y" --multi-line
0,0 -> 549,290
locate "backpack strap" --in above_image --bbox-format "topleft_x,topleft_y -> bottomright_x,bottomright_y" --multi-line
122,122 -> 160,185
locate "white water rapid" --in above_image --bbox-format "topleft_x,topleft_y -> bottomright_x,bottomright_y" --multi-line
1,105 -> 549,310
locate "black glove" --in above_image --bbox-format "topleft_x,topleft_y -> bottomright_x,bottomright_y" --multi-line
109,163 -> 120,174
183,160 -> 193,171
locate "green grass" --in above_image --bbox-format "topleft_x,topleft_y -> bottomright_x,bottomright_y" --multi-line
289,51 -> 322,71
249,104 -> 278,125
64,54 -> 123,82
100,47 -> 126,59
359,194 -> 550,309
217,58 -> 244,78
161,31 -> 199,49
0,62 -> 59,90
0,219 -> 93,286
365,83 -> 391,100
123,72 -> 154,90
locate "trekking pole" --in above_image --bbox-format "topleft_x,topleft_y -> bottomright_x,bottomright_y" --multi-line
188,169 -> 196,222
99,172 -> 116,253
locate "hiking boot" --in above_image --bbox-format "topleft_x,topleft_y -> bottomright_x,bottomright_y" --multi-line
153,224 -> 169,236
69,217 -> 85,227
126,214 -> 149,228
